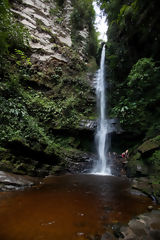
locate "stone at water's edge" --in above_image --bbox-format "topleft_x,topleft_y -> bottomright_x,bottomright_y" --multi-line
118,210 -> 160,240
0,171 -> 40,191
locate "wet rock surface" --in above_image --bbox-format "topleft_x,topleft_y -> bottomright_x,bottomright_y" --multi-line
117,210 -> 160,240
63,151 -> 96,174
123,135 -> 160,204
79,118 -> 123,134
107,152 -> 128,177
131,178 -> 153,197
130,177 -> 160,203
138,137 -> 160,154
86,232 -> 116,240
79,119 -> 97,131
0,171 -> 40,191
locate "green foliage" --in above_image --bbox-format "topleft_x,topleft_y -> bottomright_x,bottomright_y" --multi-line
71,0 -> 99,57
111,58 -> 160,133
55,16 -> 64,25
0,0 -> 30,84
98,0 -> 160,138
55,0 -> 65,7
12,49 -> 31,67
99,0 -> 160,135
87,57 -> 98,73
87,28 -> 100,58
147,150 -> 160,172
71,0 -> 95,30
127,58 -> 158,89
49,7 -> 58,16
0,0 -> 97,175
0,0 -> 29,55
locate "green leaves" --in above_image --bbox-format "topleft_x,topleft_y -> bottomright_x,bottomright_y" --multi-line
128,58 -> 158,89
0,0 -> 29,56
111,57 -> 160,133
71,0 -> 95,30
70,0 -> 98,57
14,49 -> 31,67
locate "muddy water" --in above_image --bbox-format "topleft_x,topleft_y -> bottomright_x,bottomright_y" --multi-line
0,175 -> 155,240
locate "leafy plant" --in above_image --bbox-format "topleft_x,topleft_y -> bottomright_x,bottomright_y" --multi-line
0,0 -> 29,54
13,49 -> 31,66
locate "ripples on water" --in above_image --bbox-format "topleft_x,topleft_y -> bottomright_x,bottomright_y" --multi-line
0,175 -> 155,240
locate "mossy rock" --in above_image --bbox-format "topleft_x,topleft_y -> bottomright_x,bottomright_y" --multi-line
148,176 -> 160,203
13,162 -> 36,176
49,165 -> 62,175
0,160 -> 14,172
138,135 -> 160,153
0,147 -> 16,164
127,160 -> 148,177
146,150 -> 160,173
130,152 -> 141,162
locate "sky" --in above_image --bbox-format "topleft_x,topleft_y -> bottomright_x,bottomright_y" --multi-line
93,1 -> 108,42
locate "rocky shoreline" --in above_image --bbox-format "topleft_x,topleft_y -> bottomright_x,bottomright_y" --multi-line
105,209 -> 160,240
0,171 -> 40,191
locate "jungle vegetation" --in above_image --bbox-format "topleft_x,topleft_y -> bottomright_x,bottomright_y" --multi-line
99,0 -> 160,138
0,0 -> 99,175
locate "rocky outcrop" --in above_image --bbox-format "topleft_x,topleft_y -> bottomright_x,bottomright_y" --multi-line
131,177 -> 157,200
79,118 -> 123,133
79,119 -> 97,131
118,210 -> 160,240
64,151 -> 95,173
108,118 -> 124,134
11,0 -> 72,62
138,136 -> 160,154
11,0 -> 89,63
0,138 -> 96,176
125,135 -> 160,202
81,210 -> 160,239
0,171 -> 39,191
127,135 -> 160,176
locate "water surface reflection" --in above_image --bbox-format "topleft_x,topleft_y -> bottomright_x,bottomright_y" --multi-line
0,175 -> 155,240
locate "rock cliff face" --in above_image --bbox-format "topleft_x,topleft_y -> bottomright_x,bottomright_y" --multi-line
0,0 -> 97,176
11,0 -> 88,63
12,0 -> 71,62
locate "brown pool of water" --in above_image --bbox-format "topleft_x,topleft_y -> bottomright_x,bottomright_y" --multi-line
0,174 -> 156,240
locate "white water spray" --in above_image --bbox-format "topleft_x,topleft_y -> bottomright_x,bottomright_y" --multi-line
92,45 -> 111,175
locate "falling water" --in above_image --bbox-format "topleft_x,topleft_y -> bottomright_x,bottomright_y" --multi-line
92,45 -> 111,175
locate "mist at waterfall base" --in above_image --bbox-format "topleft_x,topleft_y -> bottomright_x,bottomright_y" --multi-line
92,45 -> 111,175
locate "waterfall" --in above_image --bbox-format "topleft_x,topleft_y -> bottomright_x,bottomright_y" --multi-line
92,45 -> 111,175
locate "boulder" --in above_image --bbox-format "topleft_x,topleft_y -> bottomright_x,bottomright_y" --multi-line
0,171 -> 39,191
126,135 -> 160,179
127,160 -> 148,177
131,178 -> 153,198
119,210 -> 160,240
138,136 -> 160,154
